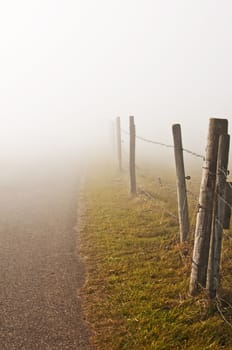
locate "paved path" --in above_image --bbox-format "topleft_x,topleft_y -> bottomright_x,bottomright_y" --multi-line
0,165 -> 93,349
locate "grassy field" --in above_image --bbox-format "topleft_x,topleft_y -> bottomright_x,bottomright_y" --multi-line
79,163 -> 232,350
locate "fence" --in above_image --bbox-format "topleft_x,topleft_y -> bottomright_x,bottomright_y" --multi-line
115,116 -> 232,308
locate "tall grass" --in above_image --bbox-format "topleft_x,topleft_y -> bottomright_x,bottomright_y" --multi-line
80,164 -> 232,350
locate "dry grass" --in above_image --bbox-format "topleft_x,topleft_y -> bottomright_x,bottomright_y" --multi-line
80,164 -> 232,350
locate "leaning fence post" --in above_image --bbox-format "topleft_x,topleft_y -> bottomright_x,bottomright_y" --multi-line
172,124 -> 189,242
129,116 -> 136,195
206,134 -> 230,298
189,118 -> 228,296
116,117 -> 122,171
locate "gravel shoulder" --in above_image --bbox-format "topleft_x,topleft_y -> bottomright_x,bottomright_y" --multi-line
0,167 -> 94,349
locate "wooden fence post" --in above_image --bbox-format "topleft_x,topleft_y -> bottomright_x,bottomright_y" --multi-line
172,124 -> 189,242
189,118 -> 228,296
116,117 -> 122,171
129,116 -> 136,195
206,134 -> 230,298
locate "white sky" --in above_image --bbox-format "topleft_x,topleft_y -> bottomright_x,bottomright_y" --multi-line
0,0 -> 232,159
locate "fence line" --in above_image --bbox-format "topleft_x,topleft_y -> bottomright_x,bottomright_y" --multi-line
117,117 -> 232,305
138,187 -> 179,221
121,122 -> 202,241
122,123 -> 201,226
121,128 -> 205,160
138,177 -> 188,226
121,125 -> 205,238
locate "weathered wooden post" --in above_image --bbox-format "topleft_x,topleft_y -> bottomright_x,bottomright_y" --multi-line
129,116 -> 136,195
206,134 -> 230,298
172,124 -> 189,242
189,118 -> 228,296
116,117 -> 122,171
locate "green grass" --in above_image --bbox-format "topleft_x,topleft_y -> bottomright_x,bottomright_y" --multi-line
80,164 -> 232,350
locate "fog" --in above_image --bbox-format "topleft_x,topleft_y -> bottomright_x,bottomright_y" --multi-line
0,0 -> 232,175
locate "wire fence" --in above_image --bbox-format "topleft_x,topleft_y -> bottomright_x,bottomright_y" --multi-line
119,120 -> 232,326
121,128 -> 205,159
121,126 -> 202,233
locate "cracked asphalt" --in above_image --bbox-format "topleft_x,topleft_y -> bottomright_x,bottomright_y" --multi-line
0,164 -> 93,349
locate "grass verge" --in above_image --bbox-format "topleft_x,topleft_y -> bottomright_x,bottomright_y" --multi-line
80,164 -> 232,350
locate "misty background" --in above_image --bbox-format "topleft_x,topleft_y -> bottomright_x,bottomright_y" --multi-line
0,0 -> 232,178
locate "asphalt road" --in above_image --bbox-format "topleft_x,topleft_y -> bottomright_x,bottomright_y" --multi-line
0,164 -> 93,349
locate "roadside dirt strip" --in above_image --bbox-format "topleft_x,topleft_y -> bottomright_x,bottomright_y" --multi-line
0,167 -> 94,349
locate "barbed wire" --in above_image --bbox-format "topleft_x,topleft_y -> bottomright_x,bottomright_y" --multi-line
216,297 -> 232,329
120,128 -> 130,136
218,194 -> 232,210
137,172 -> 177,193
121,128 -> 205,160
138,177 -> 195,223
120,125 -> 232,329
136,134 -> 174,149
138,187 -> 179,220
